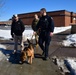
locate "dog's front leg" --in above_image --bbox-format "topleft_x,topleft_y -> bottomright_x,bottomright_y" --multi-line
32,53 -> 34,58
30,57 -> 32,64
27,57 -> 30,64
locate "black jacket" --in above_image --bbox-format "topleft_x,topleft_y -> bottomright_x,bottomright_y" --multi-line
36,15 -> 54,32
11,19 -> 25,36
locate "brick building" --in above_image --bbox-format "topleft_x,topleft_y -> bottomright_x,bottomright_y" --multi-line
0,10 -> 76,27
0,20 -> 12,25
18,10 -> 76,27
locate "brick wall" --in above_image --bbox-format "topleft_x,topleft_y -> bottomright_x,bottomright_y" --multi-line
18,12 -> 40,25
18,10 -> 67,26
47,10 -> 65,27
18,10 -> 76,27
0,10 -> 76,27
0,20 -> 12,25
64,11 -> 71,26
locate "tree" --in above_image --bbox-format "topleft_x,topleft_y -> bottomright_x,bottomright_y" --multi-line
0,0 -> 4,7
0,0 -> 6,18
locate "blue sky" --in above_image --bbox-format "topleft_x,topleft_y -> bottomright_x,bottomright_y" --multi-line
0,0 -> 76,21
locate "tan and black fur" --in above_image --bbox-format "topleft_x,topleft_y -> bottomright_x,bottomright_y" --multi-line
20,39 -> 34,64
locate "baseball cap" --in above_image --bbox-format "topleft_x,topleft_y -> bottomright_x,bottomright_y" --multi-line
13,14 -> 18,18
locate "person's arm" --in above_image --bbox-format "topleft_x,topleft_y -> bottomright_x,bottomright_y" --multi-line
36,19 -> 41,31
48,17 -> 54,36
31,20 -> 34,30
20,20 -> 25,32
31,19 -> 39,34
11,22 -> 14,38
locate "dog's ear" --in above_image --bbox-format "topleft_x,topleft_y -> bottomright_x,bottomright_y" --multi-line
27,39 -> 31,44
24,47 -> 28,51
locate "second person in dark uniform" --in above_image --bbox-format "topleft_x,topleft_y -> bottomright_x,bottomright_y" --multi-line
36,8 -> 54,60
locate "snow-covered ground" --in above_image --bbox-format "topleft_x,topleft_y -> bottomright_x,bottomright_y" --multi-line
0,25 -> 76,47
65,58 -> 76,75
0,26 -> 71,39
62,34 -> 76,47
54,26 -> 71,34
0,25 -> 76,74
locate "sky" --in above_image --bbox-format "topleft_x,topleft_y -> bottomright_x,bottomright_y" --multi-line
0,0 -> 76,21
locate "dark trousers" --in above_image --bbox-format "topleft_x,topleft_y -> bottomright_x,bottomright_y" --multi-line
38,31 -> 51,58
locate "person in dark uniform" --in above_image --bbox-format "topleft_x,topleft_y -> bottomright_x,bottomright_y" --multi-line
36,8 -> 54,60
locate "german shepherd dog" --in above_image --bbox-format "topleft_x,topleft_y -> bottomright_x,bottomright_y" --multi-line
20,39 -> 34,64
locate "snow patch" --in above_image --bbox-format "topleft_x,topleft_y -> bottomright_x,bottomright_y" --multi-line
62,34 -> 76,47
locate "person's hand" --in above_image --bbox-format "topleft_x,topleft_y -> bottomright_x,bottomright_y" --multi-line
33,31 -> 36,35
50,32 -> 53,37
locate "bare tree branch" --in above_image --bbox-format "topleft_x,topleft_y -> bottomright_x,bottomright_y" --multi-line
0,0 -> 6,20
0,0 -> 6,8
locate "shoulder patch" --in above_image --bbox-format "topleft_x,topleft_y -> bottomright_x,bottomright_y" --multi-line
51,17 -> 53,20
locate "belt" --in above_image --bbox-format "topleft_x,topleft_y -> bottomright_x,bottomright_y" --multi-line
41,29 -> 49,32
41,30 -> 46,32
